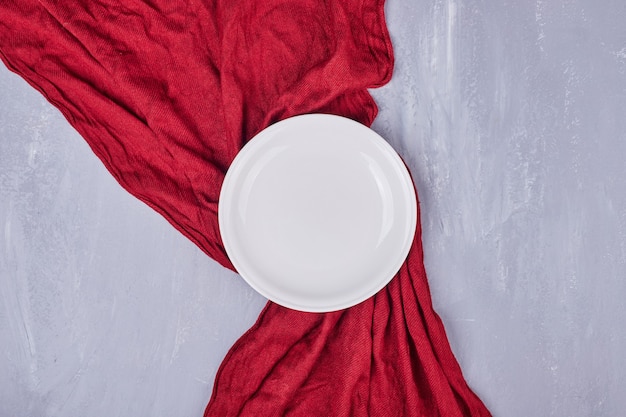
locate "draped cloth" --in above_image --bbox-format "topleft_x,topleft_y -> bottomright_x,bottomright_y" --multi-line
0,0 -> 491,415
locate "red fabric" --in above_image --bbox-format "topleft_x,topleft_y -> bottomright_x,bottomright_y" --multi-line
0,0 -> 490,416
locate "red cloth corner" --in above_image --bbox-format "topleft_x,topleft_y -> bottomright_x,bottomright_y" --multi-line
0,0 -> 491,415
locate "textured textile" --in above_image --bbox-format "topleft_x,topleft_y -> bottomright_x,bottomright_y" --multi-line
0,0 -> 490,415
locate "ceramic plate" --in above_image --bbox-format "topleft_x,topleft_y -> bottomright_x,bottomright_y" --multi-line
219,114 -> 416,312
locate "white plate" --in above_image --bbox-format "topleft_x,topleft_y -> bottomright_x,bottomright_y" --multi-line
219,114 -> 417,312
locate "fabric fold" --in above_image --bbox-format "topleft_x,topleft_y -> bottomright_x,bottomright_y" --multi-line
0,0 -> 490,415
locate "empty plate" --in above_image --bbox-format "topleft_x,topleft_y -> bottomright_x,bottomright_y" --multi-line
219,114 -> 416,312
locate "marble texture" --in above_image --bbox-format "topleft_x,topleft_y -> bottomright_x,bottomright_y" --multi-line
1,0 -> 625,415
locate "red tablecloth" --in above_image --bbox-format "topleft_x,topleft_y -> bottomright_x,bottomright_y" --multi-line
0,0 -> 491,415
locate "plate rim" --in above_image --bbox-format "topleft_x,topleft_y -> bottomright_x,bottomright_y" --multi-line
219,113 -> 417,312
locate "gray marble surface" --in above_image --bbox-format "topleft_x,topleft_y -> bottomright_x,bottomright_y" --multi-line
2,0 -> 626,416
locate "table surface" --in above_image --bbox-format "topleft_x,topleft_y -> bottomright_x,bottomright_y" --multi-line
2,1 -> 625,416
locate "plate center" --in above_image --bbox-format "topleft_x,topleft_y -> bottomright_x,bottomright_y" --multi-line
248,148 -> 383,277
